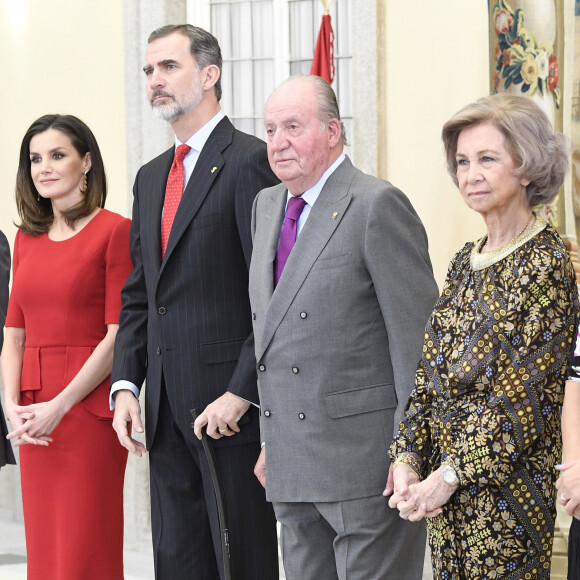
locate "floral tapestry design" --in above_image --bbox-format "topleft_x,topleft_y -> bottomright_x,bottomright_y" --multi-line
492,0 -> 561,108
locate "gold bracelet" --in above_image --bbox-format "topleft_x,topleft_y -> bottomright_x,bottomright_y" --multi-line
393,452 -> 422,477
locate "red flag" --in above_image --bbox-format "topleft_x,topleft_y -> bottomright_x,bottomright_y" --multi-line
310,14 -> 335,84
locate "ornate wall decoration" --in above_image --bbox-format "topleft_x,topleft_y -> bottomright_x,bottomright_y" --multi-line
489,0 -> 563,227
492,0 -> 561,113
570,2 -> 580,218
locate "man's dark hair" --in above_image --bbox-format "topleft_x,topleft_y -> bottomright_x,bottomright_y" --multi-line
149,24 -> 223,101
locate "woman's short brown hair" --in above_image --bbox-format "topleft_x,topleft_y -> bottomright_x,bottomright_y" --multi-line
441,93 -> 569,206
16,114 -> 107,235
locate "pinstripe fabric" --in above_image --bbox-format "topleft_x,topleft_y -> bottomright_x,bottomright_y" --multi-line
0,230 -> 15,467
112,117 -> 279,579
150,386 -> 277,580
0,230 -> 10,353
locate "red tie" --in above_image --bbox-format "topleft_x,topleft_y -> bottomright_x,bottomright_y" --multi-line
161,144 -> 191,258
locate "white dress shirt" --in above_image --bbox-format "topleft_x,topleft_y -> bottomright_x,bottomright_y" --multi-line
284,152 -> 345,237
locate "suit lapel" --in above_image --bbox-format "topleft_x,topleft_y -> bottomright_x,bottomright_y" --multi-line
160,117 -> 234,277
256,188 -> 287,304
251,186 -> 286,359
256,158 -> 356,361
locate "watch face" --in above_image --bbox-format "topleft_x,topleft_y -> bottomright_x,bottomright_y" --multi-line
443,465 -> 458,485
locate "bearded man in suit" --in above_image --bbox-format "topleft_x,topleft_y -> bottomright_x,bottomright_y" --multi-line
111,24 -> 279,580
249,74 -> 439,579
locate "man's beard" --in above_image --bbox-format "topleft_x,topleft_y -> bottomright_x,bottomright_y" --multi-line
150,83 -> 203,123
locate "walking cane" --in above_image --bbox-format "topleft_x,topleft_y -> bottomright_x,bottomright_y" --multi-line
191,408 -> 232,580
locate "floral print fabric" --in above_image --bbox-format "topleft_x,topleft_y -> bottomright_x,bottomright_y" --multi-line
391,224 -> 579,579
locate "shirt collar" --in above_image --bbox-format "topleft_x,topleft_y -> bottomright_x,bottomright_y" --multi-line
175,110 -> 226,153
287,152 -> 346,208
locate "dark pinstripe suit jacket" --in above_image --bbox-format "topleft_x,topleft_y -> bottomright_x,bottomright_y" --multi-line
0,230 -> 9,352
0,229 -> 15,467
112,117 -> 279,449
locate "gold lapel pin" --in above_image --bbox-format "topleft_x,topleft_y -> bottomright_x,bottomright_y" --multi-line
211,166 -> 217,173
332,212 -> 339,219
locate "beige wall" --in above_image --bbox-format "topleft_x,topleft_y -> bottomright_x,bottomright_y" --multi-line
382,1 -> 491,287
0,0 -> 129,519
0,0 -> 130,251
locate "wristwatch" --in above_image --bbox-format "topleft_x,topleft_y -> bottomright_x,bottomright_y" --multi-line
441,464 -> 459,486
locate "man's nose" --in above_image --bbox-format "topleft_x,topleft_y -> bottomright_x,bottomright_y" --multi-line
270,129 -> 289,150
148,69 -> 164,89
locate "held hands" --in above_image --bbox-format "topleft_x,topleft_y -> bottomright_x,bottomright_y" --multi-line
193,391 -> 250,440
5,398 -> 65,447
386,462 -> 423,519
112,390 -> 147,457
556,462 -> 580,517
384,462 -> 418,499
387,464 -> 454,522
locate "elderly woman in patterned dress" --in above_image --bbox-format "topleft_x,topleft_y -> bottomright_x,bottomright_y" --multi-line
387,93 -> 579,579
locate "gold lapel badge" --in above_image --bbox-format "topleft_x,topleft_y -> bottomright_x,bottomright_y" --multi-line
332,212 -> 339,219
211,166 -> 217,173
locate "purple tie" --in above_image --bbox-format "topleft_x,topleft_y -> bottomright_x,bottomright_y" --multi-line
274,196 -> 307,285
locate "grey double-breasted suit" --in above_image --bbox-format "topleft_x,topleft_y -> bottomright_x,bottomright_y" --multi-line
249,156 -> 438,578
250,156 -> 438,502
249,158 -> 437,580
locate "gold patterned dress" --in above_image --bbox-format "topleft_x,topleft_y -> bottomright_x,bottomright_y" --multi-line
390,217 -> 579,579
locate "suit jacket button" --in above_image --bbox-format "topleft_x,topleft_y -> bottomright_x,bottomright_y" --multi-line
158,307 -> 166,315
156,347 -> 161,355
264,410 -> 271,417
258,364 -> 266,372
298,412 -> 305,420
300,312 -> 307,319
292,367 -> 299,374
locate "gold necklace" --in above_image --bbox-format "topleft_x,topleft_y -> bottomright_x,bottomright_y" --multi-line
481,212 -> 535,252
471,213 -> 546,271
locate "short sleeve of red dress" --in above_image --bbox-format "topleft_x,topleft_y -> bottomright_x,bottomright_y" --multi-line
104,218 -> 133,324
6,231 -> 24,328
80,213 -> 132,418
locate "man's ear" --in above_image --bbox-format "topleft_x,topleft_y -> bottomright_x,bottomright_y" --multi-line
203,64 -> 221,92
327,118 -> 342,148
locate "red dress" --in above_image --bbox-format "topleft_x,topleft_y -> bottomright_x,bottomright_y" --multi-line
6,209 -> 133,580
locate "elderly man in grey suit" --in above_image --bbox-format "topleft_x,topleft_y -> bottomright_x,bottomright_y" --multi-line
249,74 -> 439,579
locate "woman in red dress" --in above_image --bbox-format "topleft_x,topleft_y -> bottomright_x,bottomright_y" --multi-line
1,114 -> 132,579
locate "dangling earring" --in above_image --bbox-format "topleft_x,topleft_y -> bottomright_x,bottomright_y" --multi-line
37,193 -> 40,202
80,170 -> 88,194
